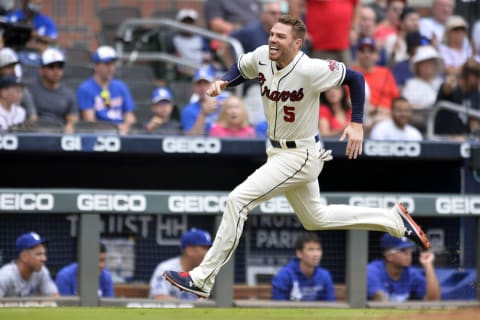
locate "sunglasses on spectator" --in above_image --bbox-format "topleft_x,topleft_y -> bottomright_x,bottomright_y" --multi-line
44,62 -> 65,69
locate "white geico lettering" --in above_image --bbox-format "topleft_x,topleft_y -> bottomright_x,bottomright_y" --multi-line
0,135 -> 18,150
364,141 -> 421,157
349,195 -> 415,212
77,194 -> 146,212
162,137 -> 221,154
61,136 -> 82,151
168,195 -> 227,212
0,193 -> 54,211
93,136 -> 121,152
436,197 -> 480,215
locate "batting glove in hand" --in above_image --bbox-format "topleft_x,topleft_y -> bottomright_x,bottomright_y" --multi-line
318,148 -> 333,161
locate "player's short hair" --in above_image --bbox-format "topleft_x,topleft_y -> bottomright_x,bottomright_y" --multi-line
100,243 -> 107,253
391,96 -> 409,107
295,232 -> 321,251
278,15 -> 306,42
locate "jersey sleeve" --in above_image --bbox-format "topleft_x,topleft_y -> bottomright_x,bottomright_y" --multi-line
271,268 -> 291,300
55,267 -> 74,295
149,264 -> 171,297
40,267 -> 59,296
409,268 -> 426,300
367,262 -> 386,299
100,269 -> 114,297
310,59 -> 346,92
237,45 -> 267,80
77,82 -> 95,111
0,272 -> 9,297
322,270 -> 336,301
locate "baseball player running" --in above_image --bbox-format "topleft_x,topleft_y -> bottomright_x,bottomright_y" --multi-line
164,15 -> 429,298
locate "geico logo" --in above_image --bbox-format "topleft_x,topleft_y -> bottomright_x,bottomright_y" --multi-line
460,142 -> 470,158
77,194 -> 146,212
162,137 -> 221,153
0,193 -> 54,211
436,197 -> 480,214
349,196 -> 415,212
0,135 -> 18,150
260,197 -> 294,213
168,195 -> 227,212
61,136 -> 82,151
364,141 -> 421,157
93,136 -> 121,152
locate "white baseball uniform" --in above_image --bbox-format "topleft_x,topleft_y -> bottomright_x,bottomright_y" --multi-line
190,45 -> 404,293
0,262 -> 58,297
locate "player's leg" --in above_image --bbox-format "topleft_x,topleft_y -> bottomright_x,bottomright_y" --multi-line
285,181 -> 404,236
186,149 -> 317,295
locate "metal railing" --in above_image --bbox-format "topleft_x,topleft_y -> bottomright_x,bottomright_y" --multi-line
114,18 -> 244,96
426,100 -> 480,140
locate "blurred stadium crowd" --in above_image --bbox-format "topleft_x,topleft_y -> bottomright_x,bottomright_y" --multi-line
0,0 -> 478,141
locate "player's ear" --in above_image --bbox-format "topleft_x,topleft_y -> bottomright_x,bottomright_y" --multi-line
294,38 -> 303,50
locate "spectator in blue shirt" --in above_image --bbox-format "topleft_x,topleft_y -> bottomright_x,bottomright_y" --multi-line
7,0 -> 57,66
181,66 -> 227,135
77,46 -> 136,134
55,243 -> 113,298
271,232 -> 335,301
367,233 -> 440,302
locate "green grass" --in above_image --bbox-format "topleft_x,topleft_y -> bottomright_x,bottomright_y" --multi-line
0,307 -> 477,320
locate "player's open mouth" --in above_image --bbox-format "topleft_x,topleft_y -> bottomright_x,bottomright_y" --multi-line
269,46 -> 279,53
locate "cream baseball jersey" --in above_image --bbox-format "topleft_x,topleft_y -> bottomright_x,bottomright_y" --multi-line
238,45 -> 346,140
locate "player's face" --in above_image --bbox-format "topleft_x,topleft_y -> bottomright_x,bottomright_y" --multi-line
186,245 -> 209,267
41,62 -> 64,84
296,241 -> 322,269
385,248 -> 413,267
98,252 -> 106,270
23,244 -> 47,272
268,22 -> 302,68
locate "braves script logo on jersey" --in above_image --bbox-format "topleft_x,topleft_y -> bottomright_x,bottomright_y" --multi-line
258,72 -> 304,102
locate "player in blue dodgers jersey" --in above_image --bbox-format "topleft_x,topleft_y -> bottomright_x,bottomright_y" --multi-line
367,233 -> 440,302
271,232 -> 335,301
55,243 -> 113,297
77,46 -> 136,134
164,15 -> 430,299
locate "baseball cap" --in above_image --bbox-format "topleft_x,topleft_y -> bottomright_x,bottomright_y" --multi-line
411,45 -> 441,65
0,47 -> 19,68
41,48 -> 65,66
0,75 -> 24,89
193,66 -> 215,83
445,15 -> 468,32
151,87 -> 173,104
380,233 -> 415,251
16,232 -> 48,254
357,37 -> 376,50
176,8 -> 198,22
180,228 -> 212,249
406,31 -> 430,54
92,45 -> 118,63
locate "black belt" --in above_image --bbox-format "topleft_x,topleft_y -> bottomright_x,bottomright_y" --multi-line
270,135 -> 320,149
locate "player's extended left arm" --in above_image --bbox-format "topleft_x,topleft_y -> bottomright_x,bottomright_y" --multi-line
340,68 -> 365,159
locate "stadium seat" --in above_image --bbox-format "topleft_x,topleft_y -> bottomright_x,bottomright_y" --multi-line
64,46 -> 92,65
63,64 -> 94,80
97,6 -> 142,46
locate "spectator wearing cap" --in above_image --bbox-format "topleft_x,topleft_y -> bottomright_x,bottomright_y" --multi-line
0,47 -> 37,122
171,8 -> 212,80
28,47 -> 78,133
55,243 -> 113,298
439,15 -> 472,77
367,233 -> 440,302
0,232 -> 59,297
76,46 -> 136,134
149,228 -> 212,300
181,66 -> 227,135
434,60 -> 480,139
352,36 -> 399,127
7,0 -> 58,66
144,86 -> 182,134
0,74 -> 26,131
384,7 -> 420,66
402,45 -> 443,131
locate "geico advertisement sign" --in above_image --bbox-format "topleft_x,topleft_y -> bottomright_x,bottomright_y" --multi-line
168,195 -> 304,213
349,195 -> 415,212
436,197 -> 480,214
77,194 -> 146,212
364,141 -> 421,157
0,135 -> 18,150
0,193 -> 54,210
162,137 -> 221,153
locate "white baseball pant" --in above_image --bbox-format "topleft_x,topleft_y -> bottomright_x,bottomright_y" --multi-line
190,140 -> 404,293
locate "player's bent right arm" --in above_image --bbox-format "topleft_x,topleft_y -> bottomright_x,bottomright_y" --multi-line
207,62 -> 249,97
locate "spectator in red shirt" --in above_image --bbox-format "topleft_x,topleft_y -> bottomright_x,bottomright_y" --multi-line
318,86 -> 352,138
374,0 -> 405,48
